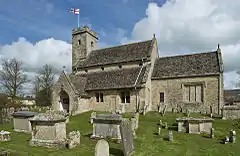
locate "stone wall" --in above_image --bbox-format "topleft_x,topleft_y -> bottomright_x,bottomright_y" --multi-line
144,39 -> 159,112
72,26 -> 98,68
222,105 -> 240,119
51,72 -> 78,115
87,88 -> 145,113
151,76 -> 222,114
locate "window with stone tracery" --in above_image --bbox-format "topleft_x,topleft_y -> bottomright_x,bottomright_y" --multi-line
184,84 -> 203,102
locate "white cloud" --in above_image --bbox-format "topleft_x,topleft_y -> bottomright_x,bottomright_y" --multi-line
0,37 -> 71,95
0,37 -> 72,73
125,0 -> 240,89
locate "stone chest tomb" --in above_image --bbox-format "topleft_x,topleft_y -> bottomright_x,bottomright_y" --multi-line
12,111 -> 37,133
29,111 -> 67,148
176,117 -> 213,134
91,114 -> 122,140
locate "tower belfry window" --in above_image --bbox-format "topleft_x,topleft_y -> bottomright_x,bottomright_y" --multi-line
78,40 -> 81,45
91,41 -> 94,47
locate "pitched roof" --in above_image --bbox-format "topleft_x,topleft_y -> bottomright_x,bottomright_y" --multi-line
152,51 -> 220,79
69,74 -> 88,96
78,40 -> 153,68
224,89 -> 240,102
84,66 -> 147,91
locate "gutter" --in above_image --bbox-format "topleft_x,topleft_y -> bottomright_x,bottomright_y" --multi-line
134,58 -> 144,112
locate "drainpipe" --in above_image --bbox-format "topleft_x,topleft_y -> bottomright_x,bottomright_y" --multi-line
134,58 -> 144,112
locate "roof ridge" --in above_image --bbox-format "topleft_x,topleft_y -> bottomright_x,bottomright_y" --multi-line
92,39 -> 153,52
158,51 -> 217,59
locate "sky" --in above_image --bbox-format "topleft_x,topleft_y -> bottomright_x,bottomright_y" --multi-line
0,0 -> 240,95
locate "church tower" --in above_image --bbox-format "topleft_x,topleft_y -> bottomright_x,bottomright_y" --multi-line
72,26 -> 98,70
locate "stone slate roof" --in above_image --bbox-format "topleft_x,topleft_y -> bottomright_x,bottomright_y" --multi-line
84,66 -> 147,91
78,40 -> 153,68
152,51 -> 220,79
69,74 -> 88,96
224,89 -> 240,102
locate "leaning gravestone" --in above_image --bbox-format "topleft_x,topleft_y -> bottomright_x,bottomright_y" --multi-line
120,119 -> 135,156
95,139 -> 109,156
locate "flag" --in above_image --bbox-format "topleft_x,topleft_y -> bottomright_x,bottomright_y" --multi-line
70,8 -> 79,15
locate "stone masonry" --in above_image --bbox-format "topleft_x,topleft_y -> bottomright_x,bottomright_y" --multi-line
51,25 -> 223,116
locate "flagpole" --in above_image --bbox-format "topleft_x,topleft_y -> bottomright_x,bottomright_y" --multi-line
78,14 -> 80,28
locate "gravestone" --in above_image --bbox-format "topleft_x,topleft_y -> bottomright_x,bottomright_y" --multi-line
91,114 -> 122,140
130,118 -> 137,138
224,136 -> 229,144
120,119 -> 135,156
0,131 -> 11,142
159,120 -> 162,126
210,128 -> 214,138
134,113 -> 139,129
158,127 -> 161,135
229,130 -> 236,143
67,130 -> 80,149
95,139 -> 109,156
90,112 -> 96,124
164,122 -> 168,129
168,131 -> 173,141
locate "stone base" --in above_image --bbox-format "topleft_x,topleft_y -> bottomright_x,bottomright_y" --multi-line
14,129 -> 31,133
29,139 -> 67,149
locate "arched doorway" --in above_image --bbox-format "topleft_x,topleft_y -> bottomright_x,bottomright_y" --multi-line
60,90 -> 69,113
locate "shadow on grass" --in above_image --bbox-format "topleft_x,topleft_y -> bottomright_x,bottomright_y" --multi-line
202,135 -> 210,139
153,132 -> 159,136
172,123 -> 178,126
163,137 -> 169,141
168,126 -> 178,131
83,133 -> 92,138
219,138 -> 226,144
109,148 -> 124,156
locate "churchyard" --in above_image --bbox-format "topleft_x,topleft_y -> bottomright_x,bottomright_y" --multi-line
0,111 -> 240,156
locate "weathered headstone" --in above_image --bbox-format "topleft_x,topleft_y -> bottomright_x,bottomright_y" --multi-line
134,113 -> 139,129
67,130 -> 80,149
164,122 -> 168,129
120,119 -> 135,156
90,112 -> 96,124
210,128 -> 214,138
168,131 -> 173,141
229,130 -> 236,143
0,131 -> 11,142
158,127 -> 161,135
95,139 -> 109,156
130,118 -> 137,138
224,136 -> 229,144
159,120 -> 162,126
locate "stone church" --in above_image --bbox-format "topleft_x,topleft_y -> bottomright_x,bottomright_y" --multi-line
51,26 -> 224,115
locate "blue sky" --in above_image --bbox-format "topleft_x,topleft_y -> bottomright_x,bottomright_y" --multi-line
0,0 -> 240,90
0,0 -> 166,46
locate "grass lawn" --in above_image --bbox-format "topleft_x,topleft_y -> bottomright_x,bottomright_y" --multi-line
0,111 -> 240,156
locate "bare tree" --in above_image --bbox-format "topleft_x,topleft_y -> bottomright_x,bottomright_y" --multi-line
34,64 -> 55,106
0,58 -> 28,104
